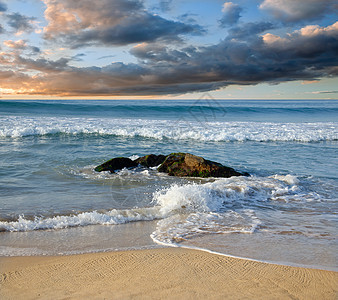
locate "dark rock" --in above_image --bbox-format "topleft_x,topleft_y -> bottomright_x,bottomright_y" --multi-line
94,157 -> 138,173
135,154 -> 166,168
95,152 -> 248,178
158,153 -> 244,178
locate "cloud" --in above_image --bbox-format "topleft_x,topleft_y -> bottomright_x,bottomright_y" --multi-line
0,21 -> 337,96
97,55 -> 116,60
228,22 -> 276,39
130,22 -> 337,88
311,90 -> 338,94
4,39 -> 27,49
71,53 -> 86,62
219,2 -> 243,27
301,80 -> 319,84
2,39 -> 41,54
30,46 -> 41,54
6,12 -> 36,34
260,0 -> 336,23
42,0 -> 204,48
262,22 -> 338,58
130,42 -> 191,63
0,1 -> 7,12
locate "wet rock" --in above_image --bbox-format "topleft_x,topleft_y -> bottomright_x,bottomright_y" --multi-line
158,153 -> 244,178
135,154 -> 166,168
95,152 -> 247,178
94,157 -> 138,173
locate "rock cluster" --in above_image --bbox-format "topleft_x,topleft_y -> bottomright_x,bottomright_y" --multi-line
95,153 -> 248,178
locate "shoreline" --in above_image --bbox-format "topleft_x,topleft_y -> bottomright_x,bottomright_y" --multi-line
172,244 -> 338,272
1,247 -> 337,299
1,243 -> 337,272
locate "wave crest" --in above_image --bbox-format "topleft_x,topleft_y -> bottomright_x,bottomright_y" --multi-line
0,208 -> 162,232
1,116 -> 337,142
0,175 -> 324,239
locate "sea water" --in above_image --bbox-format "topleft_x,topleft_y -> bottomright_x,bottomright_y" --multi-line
0,98 -> 337,270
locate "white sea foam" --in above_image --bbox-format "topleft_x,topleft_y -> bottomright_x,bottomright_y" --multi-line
150,175 -> 325,245
0,208 -> 162,232
270,174 -> 300,185
150,210 -> 262,245
68,164 -> 164,183
0,246 -> 48,256
153,175 -> 311,214
1,116 -> 337,142
129,154 -> 140,161
0,175 -> 322,236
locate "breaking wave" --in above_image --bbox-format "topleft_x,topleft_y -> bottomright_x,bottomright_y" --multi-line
1,174 -> 322,244
1,116 -> 337,142
0,207 -> 162,232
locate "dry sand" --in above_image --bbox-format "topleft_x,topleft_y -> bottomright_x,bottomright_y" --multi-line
0,247 -> 337,300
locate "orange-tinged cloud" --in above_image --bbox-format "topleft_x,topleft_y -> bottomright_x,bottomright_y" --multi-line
302,80 -> 320,85
0,7 -> 337,98
262,22 -> 338,49
3,39 -> 27,49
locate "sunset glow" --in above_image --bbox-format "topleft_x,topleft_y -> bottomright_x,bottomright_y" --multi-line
0,0 -> 337,99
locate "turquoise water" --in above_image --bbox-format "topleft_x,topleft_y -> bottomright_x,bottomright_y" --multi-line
0,99 -> 337,270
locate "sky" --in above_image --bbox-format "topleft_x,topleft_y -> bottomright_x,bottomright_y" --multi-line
0,0 -> 337,99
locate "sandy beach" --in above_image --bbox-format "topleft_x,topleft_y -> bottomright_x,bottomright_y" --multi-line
0,247 -> 337,300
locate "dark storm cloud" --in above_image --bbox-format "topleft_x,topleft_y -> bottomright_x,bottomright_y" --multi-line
68,14 -> 203,48
43,0 -> 204,48
15,56 -> 72,73
6,12 -> 36,33
261,23 -> 338,60
219,2 -> 243,28
84,21 -> 338,95
1,9 -> 337,97
260,0 -> 337,23
130,43 -> 191,63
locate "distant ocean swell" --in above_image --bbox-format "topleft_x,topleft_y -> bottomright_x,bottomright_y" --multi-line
2,100 -> 337,115
1,116 -> 337,142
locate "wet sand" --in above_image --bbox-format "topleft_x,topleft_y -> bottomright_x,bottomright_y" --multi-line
1,247 -> 337,299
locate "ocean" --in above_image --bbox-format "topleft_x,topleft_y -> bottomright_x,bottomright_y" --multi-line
0,98 -> 337,271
